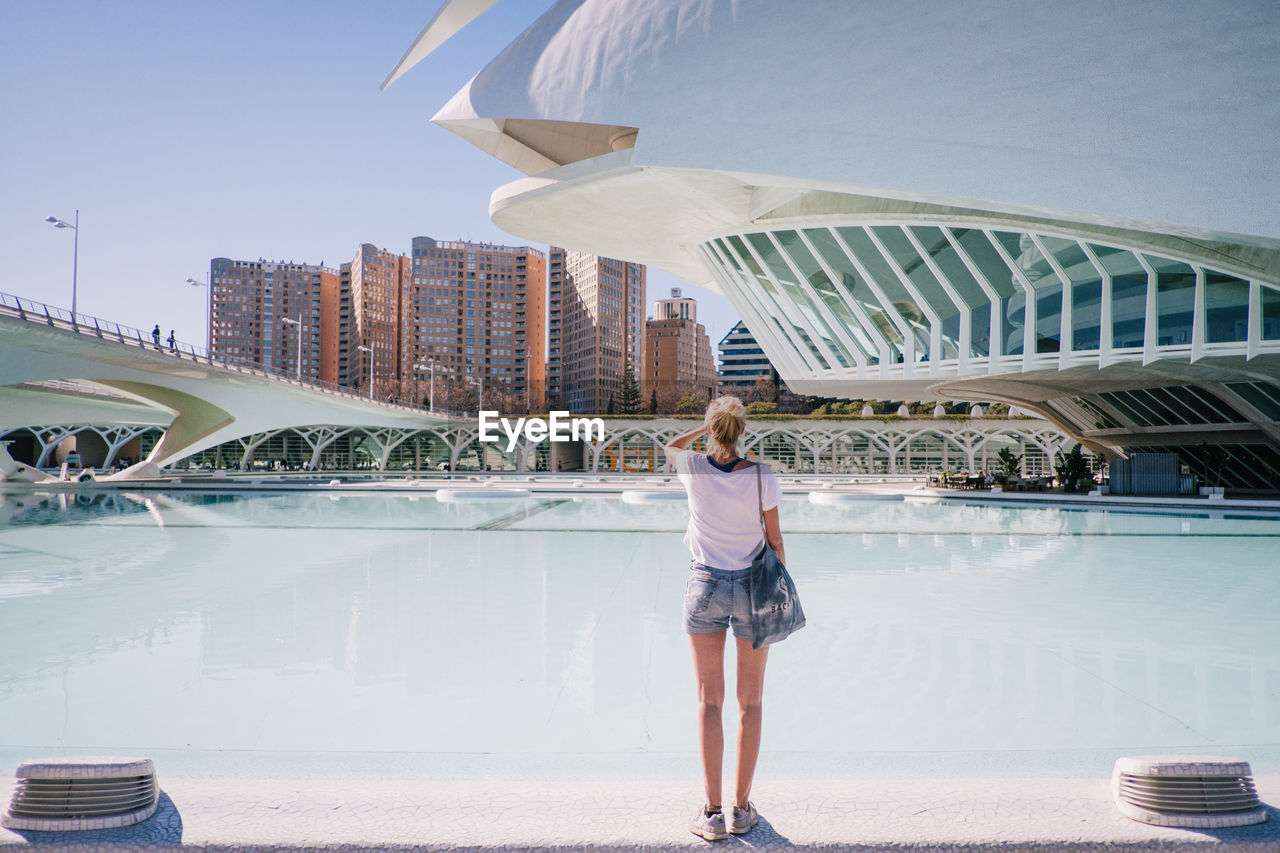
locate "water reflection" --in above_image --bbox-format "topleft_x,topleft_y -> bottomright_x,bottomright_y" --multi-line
0,490 -> 1277,772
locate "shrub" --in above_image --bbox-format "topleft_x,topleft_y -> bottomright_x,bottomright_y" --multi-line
1055,444 -> 1095,493
995,447 -> 1022,484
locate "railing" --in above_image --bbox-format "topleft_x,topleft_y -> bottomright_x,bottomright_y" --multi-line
0,290 -> 443,417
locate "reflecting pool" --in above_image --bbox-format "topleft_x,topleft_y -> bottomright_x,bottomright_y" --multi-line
1,489 -> 1277,779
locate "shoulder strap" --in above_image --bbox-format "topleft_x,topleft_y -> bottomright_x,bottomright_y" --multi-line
756,463 -> 766,533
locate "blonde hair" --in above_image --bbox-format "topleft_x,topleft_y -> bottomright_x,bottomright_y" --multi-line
704,395 -> 746,457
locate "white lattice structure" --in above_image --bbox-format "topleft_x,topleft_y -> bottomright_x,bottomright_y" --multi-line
164,416 -> 1081,478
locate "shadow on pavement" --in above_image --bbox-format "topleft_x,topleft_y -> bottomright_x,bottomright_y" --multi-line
7,790 -> 182,846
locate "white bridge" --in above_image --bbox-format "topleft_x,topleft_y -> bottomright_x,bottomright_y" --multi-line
0,292 -> 459,482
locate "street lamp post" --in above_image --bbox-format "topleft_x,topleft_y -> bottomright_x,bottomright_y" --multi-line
428,358 -> 438,412
357,344 -> 374,399
466,357 -> 484,416
412,362 -> 431,410
281,315 -> 303,380
185,276 -> 210,353
45,210 -> 79,319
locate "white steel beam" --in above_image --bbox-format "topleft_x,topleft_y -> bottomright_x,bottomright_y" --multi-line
766,231 -> 868,370
862,226 -> 945,375
1135,253 -> 1159,365
717,237 -> 824,374
796,229 -> 895,374
902,226 -> 972,374
941,228 -> 1003,373
1078,241 -> 1114,368
1247,281 -> 1262,361
699,241 -> 808,377
738,234 -> 844,374
1029,233 -> 1073,371
1191,266 -> 1206,363
827,227 -> 920,375
981,229 -> 1039,368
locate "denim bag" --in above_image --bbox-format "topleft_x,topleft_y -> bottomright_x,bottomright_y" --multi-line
748,464 -> 805,649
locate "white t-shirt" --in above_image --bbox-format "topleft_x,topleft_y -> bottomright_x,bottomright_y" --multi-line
675,451 -> 782,570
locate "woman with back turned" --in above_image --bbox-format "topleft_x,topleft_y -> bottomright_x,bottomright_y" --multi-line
664,395 -> 784,841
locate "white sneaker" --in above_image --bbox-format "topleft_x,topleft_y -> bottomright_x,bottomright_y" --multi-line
728,802 -> 758,834
690,805 -> 728,841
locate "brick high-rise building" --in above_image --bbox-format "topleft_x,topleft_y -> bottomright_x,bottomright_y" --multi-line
209,258 -> 332,380
408,238 -> 545,410
320,262 -> 352,386
547,247 -> 645,413
211,237 -> 547,409
350,244 -> 411,398
642,288 -> 716,406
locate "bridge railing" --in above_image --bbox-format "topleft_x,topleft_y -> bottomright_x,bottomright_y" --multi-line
0,290 -> 447,417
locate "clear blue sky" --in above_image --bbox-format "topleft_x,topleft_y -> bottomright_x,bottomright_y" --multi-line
0,1 -> 737,350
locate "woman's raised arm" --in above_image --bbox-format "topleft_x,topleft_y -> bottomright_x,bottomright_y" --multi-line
663,423 -> 708,468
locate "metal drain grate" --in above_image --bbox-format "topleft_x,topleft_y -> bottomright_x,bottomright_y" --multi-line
3,757 -> 158,831
1111,756 -> 1266,828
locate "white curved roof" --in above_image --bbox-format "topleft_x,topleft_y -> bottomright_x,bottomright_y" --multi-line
413,0 -> 1280,245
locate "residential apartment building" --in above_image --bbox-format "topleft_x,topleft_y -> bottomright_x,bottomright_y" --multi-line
209,258 -> 332,379
349,244 -> 411,397
212,237 -> 548,408
320,263 -> 352,386
547,247 -> 646,413
408,237 -> 545,409
642,288 -> 716,404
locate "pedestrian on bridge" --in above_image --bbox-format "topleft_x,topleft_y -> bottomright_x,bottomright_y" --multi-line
151,324 -> 161,347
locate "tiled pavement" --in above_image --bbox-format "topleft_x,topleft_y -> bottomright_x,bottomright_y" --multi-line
1,776 -> 1276,851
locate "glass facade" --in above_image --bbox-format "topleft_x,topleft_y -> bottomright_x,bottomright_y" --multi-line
700,224 -> 1280,379
1040,235 -> 1103,352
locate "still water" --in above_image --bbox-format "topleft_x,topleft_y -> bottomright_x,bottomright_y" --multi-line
1,489 -> 1277,779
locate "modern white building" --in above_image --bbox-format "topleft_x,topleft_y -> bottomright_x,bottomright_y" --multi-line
386,0 -> 1280,488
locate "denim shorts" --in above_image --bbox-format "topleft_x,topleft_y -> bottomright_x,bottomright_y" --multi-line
683,564 -> 753,638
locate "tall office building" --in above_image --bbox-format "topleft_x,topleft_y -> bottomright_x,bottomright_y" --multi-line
717,320 -> 779,396
209,258 -> 332,379
718,320 -> 812,411
408,237 -> 545,409
642,287 -> 715,404
547,247 -> 645,413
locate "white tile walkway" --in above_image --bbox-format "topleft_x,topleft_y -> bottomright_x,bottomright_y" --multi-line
2,776 -> 1276,851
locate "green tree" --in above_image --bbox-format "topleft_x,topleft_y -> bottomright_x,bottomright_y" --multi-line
615,360 -> 642,414
1054,444 -> 1095,493
810,399 -> 863,416
995,447 -> 1022,484
676,393 -> 703,414
648,389 -> 658,414
746,400 -> 778,415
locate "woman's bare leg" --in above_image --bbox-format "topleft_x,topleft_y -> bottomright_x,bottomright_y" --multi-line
689,631 -> 727,808
733,637 -> 770,807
